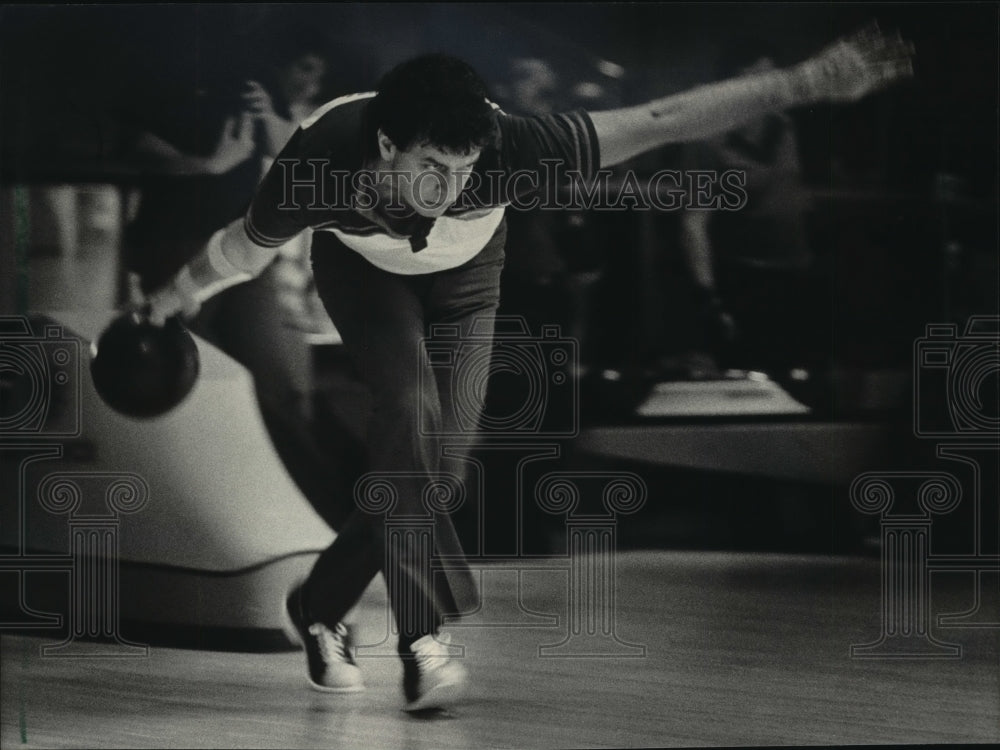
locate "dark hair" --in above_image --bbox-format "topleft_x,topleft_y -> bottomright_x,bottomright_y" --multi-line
237,28 -> 331,119
272,28 -> 325,60
369,54 -> 498,154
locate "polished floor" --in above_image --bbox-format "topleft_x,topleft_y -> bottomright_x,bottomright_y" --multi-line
3,551 -> 998,748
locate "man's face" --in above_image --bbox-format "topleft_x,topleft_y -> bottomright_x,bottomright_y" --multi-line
379,134 -> 481,217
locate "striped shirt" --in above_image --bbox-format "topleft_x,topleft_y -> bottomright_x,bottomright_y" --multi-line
244,92 -> 600,275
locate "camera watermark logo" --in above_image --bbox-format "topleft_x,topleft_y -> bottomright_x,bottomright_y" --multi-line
1,317 -> 148,657
419,315 -> 578,438
851,315 -> 1000,659
914,316 -> 999,439
0,316 -> 81,438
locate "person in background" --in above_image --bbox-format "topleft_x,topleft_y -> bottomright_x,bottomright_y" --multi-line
492,56 -> 615,382
122,35 -> 330,376
671,38 -> 817,378
121,39 -> 329,288
120,37 -> 355,531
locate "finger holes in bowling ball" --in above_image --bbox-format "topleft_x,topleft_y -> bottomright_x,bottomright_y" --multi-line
90,311 -> 200,419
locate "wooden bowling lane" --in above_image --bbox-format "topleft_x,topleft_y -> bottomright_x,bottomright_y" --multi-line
3,551 -> 998,748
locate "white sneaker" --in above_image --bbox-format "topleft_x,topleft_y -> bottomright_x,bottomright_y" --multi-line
286,587 -> 364,693
402,633 -> 467,711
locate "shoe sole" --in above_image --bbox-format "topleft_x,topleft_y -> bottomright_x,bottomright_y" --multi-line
403,675 -> 466,712
307,678 -> 366,694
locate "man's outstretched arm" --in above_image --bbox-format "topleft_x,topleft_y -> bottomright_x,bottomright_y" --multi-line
590,23 -> 914,168
145,218 -> 279,325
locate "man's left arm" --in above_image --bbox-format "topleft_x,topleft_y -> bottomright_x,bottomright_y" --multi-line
591,23 -> 914,168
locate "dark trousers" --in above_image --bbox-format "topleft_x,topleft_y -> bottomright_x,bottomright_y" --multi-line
303,221 -> 506,652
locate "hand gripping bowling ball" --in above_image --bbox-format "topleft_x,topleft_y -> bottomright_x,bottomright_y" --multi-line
89,311 -> 200,419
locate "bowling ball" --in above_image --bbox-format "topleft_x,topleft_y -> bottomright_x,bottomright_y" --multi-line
89,311 -> 200,419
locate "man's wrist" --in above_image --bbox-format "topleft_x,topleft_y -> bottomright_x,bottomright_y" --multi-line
201,154 -> 227,176
206,228 -> 247,279
729,68 -> 811,115
177,229 -> 253,304
173,264 -> 202,305
784,63 -> 825,106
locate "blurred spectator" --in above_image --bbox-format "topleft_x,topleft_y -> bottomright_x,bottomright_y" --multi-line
118,35 -> 332,400
121,38 -> 329,298
492,56 -> 613,372
118,34 -> 362,529
662,38 -> 817,378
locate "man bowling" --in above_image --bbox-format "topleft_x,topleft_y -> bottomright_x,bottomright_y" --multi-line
143,26 -> 914,711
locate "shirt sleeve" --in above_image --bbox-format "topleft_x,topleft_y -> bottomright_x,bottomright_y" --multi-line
495,110 -> 601,185
243,126 -> 318,248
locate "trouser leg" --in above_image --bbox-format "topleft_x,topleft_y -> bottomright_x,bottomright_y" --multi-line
301,227 -> 504,649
